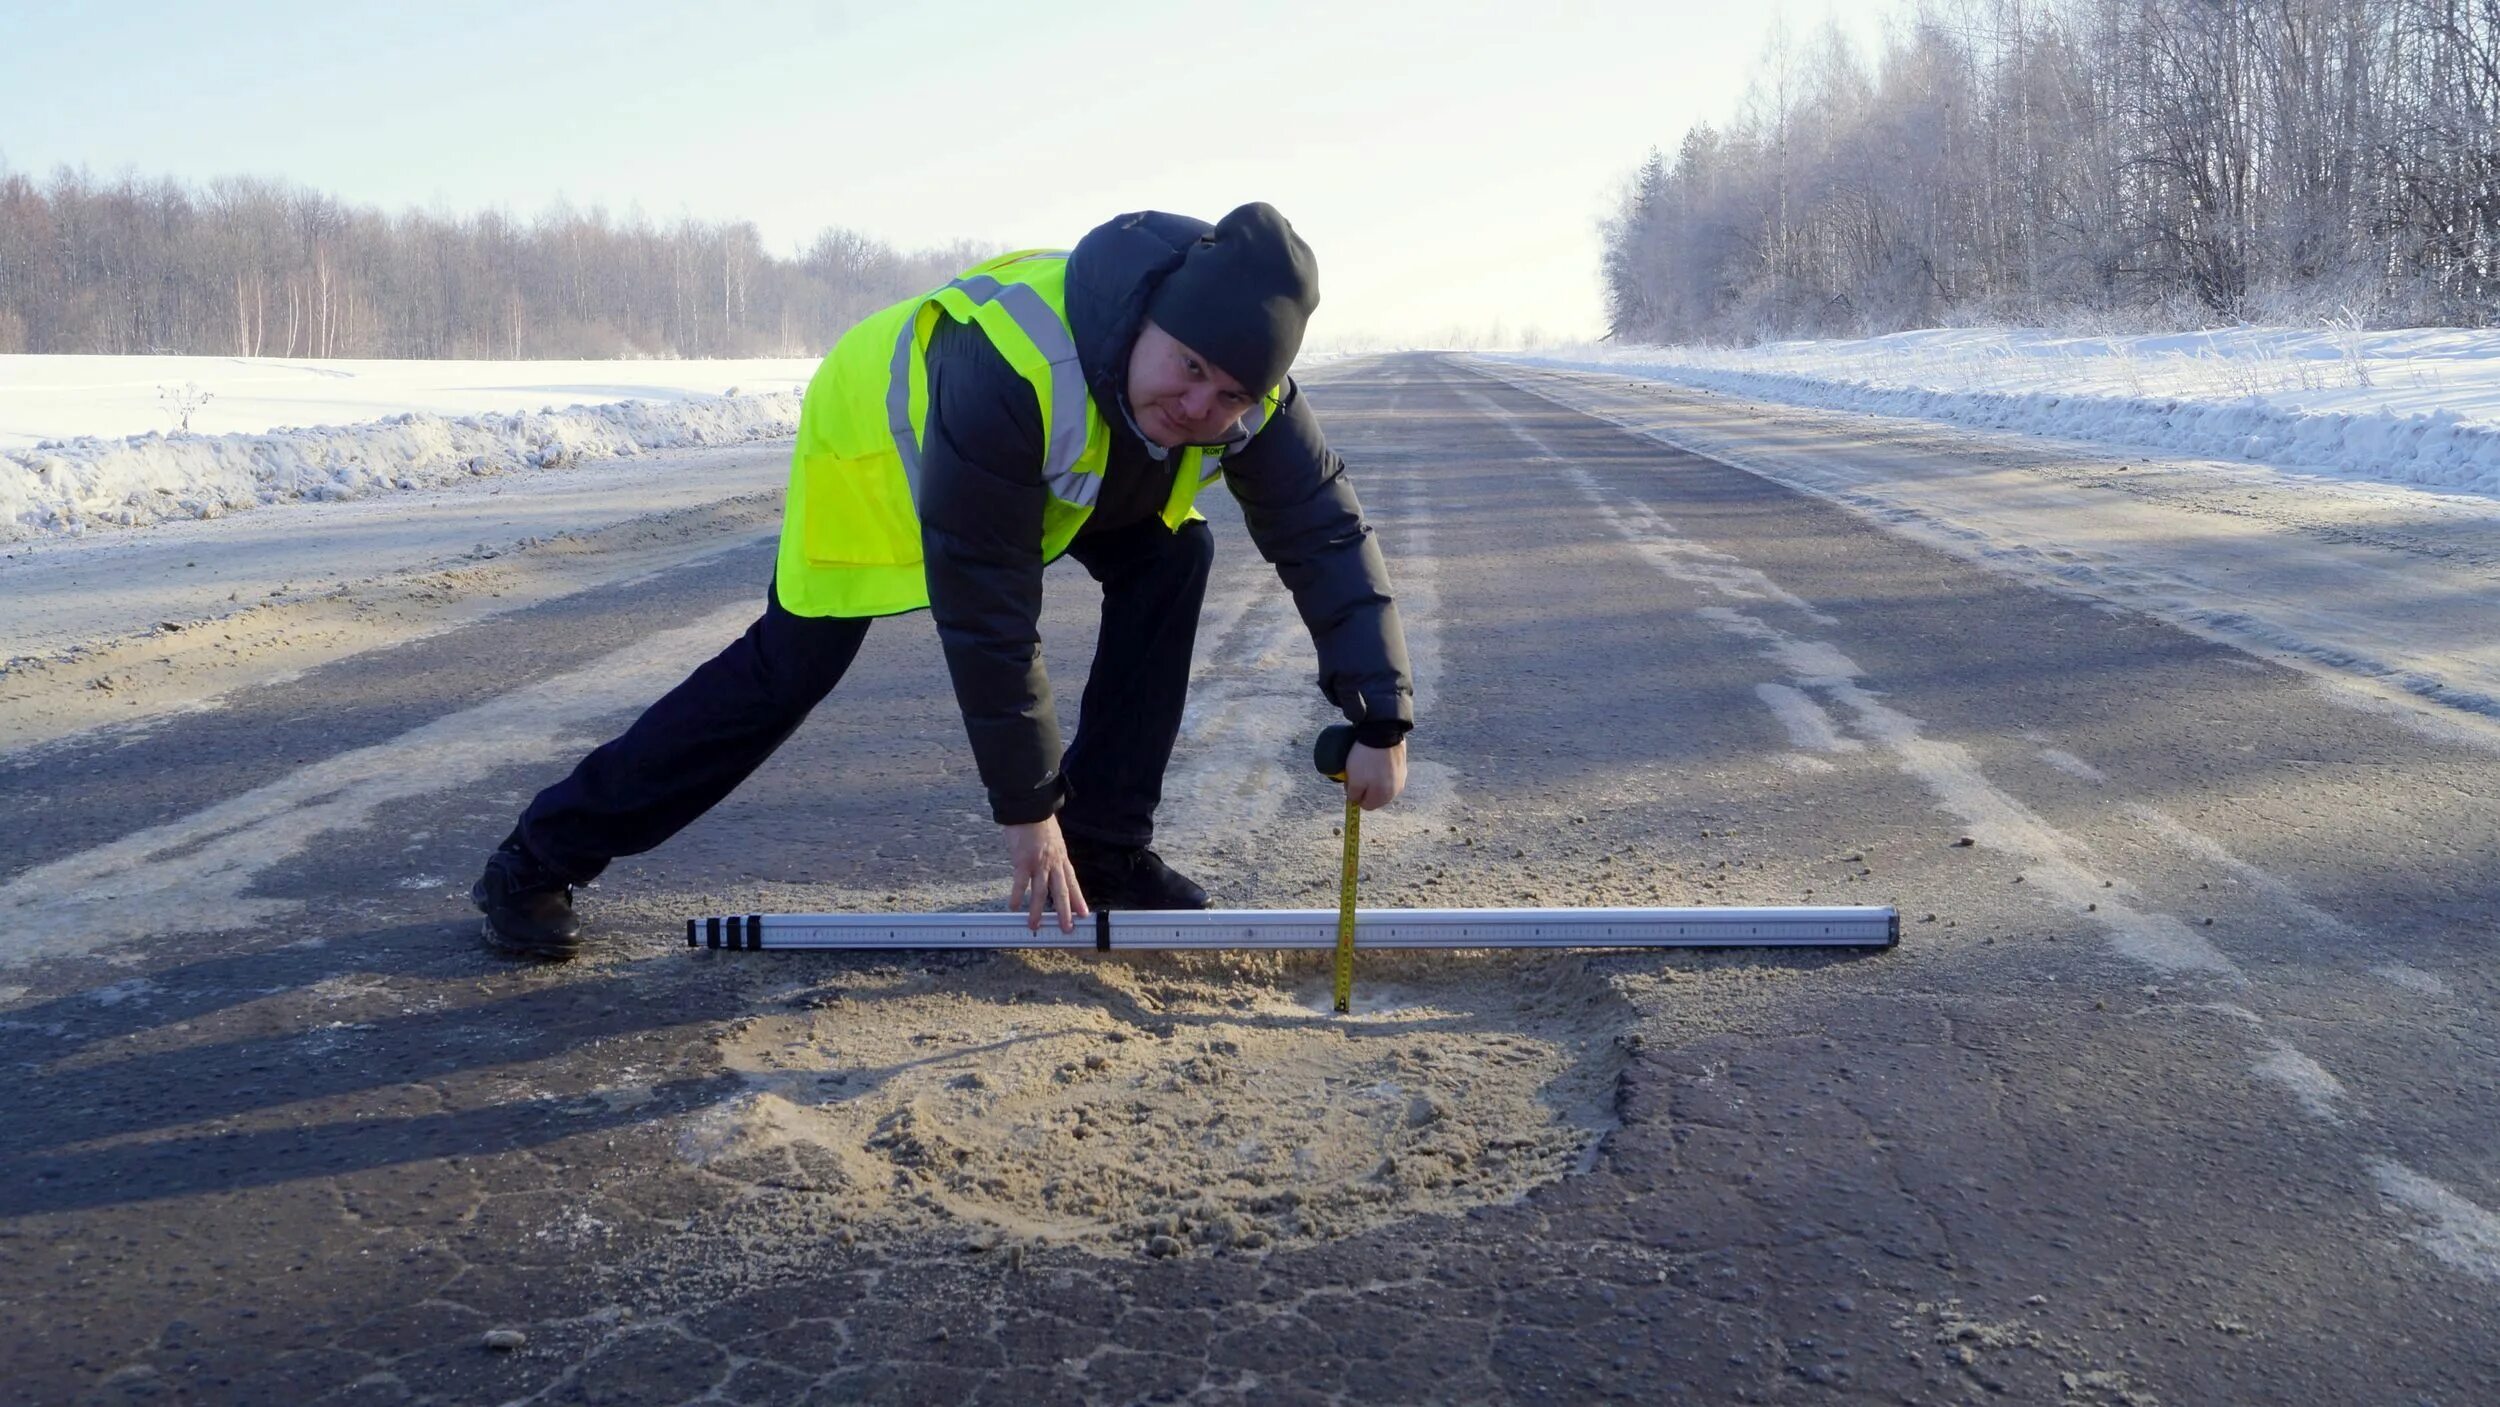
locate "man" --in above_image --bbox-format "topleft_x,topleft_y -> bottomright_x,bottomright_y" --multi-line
472,203 -> 1414,958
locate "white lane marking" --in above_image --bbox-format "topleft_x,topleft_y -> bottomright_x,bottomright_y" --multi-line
2038,749 -> 2107,783
1548,468 -> 1838,625
2373,964 -> 2454,998
2372,1159 -> 2500,1283
1696,603 -> 2237,977
2122,803 -> 2368,943
2255,1042 -> 2348,1124
0,600 -> 761,968
2119,809 -> 2474,1125
2016,730 -> 2109,783
1458,371 -> 2500,1285
1754,683 -> 1862,754
2114,799 -> 2475,1048
1461,382 -> 2238,977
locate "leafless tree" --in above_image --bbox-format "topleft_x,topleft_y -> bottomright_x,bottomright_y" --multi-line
0,164 -> 985,358
1603,0 -> 2500,341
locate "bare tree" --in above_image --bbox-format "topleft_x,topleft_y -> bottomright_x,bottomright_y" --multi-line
1601,0 -> 2500,341
0,163 -> 990,358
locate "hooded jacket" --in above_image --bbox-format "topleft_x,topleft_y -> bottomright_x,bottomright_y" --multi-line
914,211 -> 1413,824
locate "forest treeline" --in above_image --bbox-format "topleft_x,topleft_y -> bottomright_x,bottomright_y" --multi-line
0,167 -> 990,359
1601,0 -> 2500,343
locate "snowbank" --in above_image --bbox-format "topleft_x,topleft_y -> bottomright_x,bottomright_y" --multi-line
1493,326 -> 2500,498
1,391 -> 800,541
0,353 -> 820,448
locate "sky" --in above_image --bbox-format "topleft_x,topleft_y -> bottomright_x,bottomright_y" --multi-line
0,0 -> 1901,346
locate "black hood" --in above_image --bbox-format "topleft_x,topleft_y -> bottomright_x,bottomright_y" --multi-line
1064,210 -> 1215,425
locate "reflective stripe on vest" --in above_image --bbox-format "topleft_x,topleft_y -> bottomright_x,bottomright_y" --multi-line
890,269 -> 1098,512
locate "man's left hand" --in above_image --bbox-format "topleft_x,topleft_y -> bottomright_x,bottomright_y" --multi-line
1344,740 -> 1407,811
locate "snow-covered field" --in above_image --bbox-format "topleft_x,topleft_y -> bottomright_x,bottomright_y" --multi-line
0,354 -> 819,448
0,354 -> 816,540
1494,326 -> 2500,499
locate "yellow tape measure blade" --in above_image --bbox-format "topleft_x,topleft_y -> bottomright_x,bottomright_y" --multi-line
1333,794 -> 1359,1014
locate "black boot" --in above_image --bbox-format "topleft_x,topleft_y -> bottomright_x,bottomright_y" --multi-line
1066,838 -> 1210,911
471,843 -> 583,960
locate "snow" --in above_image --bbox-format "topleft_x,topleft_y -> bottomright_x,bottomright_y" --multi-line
0,354 -> 815,541
0,354 -> 818,448
1492,326 -> 2500,499
0,443 -> 788,668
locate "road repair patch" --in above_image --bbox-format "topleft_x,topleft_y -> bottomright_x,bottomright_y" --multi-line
669,947 -> 1633,1264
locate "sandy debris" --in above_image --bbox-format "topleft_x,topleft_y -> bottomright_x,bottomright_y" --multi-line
670,947 -> 1633,1263
1896,1298 -> 2162,1405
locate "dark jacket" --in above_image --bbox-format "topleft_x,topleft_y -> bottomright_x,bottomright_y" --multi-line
915,210 -> 1414,824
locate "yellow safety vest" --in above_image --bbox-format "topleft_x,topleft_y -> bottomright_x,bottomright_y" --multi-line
773,248 -> 1282,619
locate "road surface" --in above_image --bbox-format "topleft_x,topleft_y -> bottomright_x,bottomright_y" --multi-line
4,353 -> 2497,1404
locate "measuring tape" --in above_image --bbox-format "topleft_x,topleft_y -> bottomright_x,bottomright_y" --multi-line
1316,724 -> 1366,1014
1334,789 -> 1360,1013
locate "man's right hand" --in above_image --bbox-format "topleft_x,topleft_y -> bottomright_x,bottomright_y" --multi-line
1006,816 -> 1090,933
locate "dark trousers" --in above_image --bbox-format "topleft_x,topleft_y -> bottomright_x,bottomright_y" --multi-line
513,516 -> 1214,881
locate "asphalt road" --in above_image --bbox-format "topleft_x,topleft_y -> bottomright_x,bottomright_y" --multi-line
4,353 -> 2498,1405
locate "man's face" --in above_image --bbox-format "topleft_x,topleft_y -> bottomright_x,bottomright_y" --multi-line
1124,320 -> 1256,448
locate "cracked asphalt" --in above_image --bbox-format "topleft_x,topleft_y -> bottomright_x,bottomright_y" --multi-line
4,353 -> 2499,1404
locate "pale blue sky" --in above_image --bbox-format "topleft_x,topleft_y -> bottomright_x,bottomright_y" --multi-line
1,0 -> 1900,343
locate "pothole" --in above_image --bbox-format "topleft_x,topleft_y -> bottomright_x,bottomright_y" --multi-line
672,948 -> 1636,1260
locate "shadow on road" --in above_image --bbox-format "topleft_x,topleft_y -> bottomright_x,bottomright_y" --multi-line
0,917 -> 753,1216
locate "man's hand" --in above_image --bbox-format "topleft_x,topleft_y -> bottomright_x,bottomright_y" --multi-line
1005,816 -> 1090,933
1344,739 -> 1408,811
